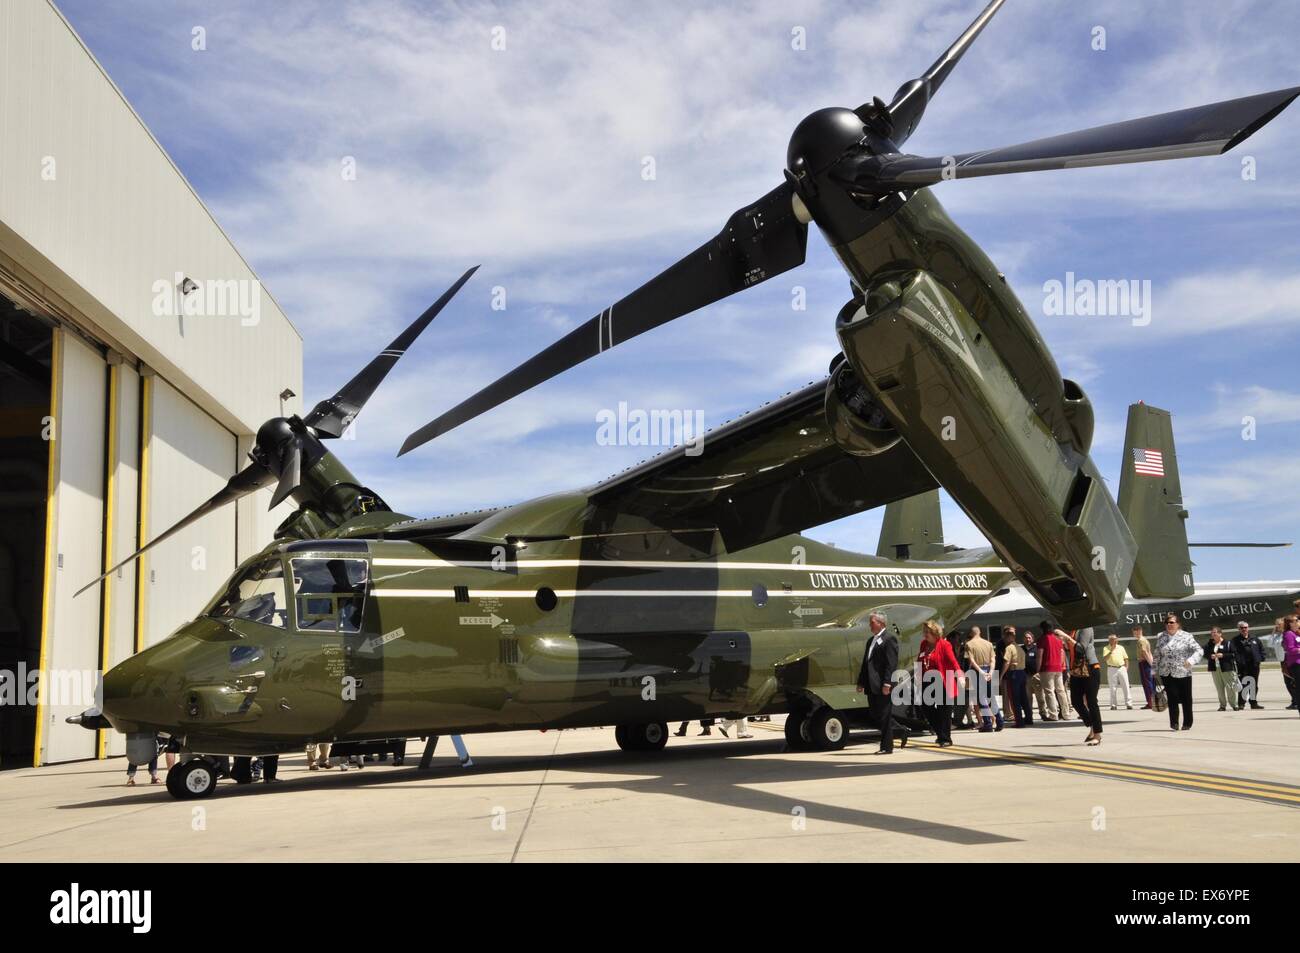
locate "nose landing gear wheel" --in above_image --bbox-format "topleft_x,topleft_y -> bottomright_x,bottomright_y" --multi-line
809,708 -> 849,751
167,759 -> 218,799
639,721 -> 668,751
784,711 -> 815,751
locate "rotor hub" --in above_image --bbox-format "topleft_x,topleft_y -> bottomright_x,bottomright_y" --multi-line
786,107 -> 868,179
254,416 -> 299,466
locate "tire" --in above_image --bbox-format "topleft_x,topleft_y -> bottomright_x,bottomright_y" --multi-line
637,721 -> 669,751
784,710 -> 814,750
809,708 -> 850,751
165,761 -> 186,798
171,759 -> 218,799
617,723 -> 668,752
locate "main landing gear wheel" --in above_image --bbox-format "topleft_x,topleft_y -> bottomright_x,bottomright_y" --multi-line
616,722 -> 669,752
809,708 -> 850,751
167,759 -> 218,799
784,710 -> 815,751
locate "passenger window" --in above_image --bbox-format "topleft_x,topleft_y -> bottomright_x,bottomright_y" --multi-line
208,560 -> 288,629
290,558 -> 369,633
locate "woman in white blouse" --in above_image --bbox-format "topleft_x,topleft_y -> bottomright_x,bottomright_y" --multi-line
1155,613 -> 1204,731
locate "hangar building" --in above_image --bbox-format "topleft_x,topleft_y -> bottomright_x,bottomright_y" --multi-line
0,0 -> 304,767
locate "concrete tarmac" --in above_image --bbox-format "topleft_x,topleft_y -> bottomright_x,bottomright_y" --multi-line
2,672 -> 1296,862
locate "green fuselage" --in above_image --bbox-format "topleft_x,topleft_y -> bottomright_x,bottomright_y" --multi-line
101,527 -> 1012,755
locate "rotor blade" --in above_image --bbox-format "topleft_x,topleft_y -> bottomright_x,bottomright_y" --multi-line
398,183 -> 807,455
305,265 -> 480,438
873,0 -> 1006,146
1189,542 -> 1292,548
75,463 -> 274,597
269,438 -> 302,510
861,86 -> 1300,191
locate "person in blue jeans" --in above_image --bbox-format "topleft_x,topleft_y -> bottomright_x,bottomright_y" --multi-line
450,735 -> 473,768
125,735 -> 160,786
1001,628 -> 1032,726
965,627 -> 1003,731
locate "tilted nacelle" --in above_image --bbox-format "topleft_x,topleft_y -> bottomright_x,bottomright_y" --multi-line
835,270 -> 1137,628
1061,378 -> 1094,456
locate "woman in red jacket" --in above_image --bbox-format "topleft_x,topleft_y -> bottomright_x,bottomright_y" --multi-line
919,620 -> 959,747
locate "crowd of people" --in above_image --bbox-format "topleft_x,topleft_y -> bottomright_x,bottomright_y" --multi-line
886,611 -> 1300,752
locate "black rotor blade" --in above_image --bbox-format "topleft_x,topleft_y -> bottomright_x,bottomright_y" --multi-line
398,183 -> 807,455
1189,542 -> 1291,548
870,0 -> 1006,146
269,438 -> 302,510
305,265 -> 479,438
861,87 -> 1300,191
75,463 -> 275,597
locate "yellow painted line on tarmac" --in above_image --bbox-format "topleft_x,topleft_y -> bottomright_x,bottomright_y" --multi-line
937,743 -> 1300,794
914,741 -> 1300,806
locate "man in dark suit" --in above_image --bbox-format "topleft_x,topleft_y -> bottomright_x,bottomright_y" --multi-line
857,611 -> 908,754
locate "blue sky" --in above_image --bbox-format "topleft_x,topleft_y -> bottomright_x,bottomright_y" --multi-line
58,0 -> 1300,582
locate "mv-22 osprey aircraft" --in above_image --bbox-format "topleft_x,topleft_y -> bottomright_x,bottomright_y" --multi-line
73,0 -> 1297,798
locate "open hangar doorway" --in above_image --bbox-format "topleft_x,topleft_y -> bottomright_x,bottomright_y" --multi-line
0,293 -> 52,769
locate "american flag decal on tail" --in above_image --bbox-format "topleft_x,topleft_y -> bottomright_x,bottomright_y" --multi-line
1132,447 -> 1165,477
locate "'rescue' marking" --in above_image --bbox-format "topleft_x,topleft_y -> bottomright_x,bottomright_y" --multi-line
459,614 -> 507,628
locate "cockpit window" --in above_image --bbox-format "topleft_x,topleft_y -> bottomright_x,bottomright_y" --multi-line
208,560 -> 288,629
290,558 -> 368,633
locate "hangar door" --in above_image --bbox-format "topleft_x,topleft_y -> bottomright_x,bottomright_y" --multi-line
140,378 -> 239,648
39,329 -> 107,765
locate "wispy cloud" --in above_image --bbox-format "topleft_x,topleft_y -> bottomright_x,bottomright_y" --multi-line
57,0 -> 1300,582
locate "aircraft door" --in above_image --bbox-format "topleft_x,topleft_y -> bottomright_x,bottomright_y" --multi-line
266,556 -> 378,736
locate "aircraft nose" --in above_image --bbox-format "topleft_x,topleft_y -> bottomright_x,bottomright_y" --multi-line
100,640 -> 189,734
100,655 -> 156,733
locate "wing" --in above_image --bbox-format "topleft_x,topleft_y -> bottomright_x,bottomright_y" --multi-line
588,379 -> 938,550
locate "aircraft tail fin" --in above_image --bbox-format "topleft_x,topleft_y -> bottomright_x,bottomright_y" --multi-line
1117,403 -> 1193,599
877,489 -> 948,561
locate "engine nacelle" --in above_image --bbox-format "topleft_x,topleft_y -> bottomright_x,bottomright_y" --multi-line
836,269 -> 1137,629
1061,379 -> 1094,455
824,349 -> 900,457
276,506 -> 338,540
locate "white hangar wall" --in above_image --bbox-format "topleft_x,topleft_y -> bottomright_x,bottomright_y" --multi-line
0,0 -> 304,765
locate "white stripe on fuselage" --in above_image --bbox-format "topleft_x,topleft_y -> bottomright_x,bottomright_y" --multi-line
371,588 -> 996,599
373,558 -> 1005,573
